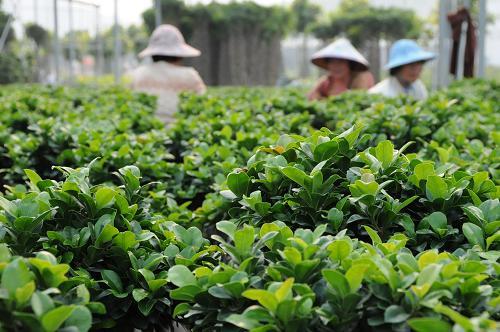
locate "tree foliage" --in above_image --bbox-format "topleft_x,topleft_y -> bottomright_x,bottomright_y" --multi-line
0,52 -> 27,84
25,23 -> 49,48
290,0 -> 321,33
142,0 -> 291,41
313,0 -> 422,45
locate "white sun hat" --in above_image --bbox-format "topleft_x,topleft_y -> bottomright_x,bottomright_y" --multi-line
139,24 -> 201,58
311,38 -> 369,70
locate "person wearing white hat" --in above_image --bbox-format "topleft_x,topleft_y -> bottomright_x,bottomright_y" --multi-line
308,38 -> 375,100
131,24 -> 206,124
369,39 -> 436,100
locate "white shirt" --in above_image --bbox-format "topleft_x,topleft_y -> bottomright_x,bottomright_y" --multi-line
369,76 -> 428,100
131,62 -> 206,123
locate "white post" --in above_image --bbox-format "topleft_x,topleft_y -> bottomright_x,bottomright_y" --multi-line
68,0 -> 77,81
113,0 -> 121,84
437,0 -> 452,88
95,5 -> 104,78
53,0 -> 61,83
456,20 -> 468,80
155,0 -> 162,27
477,0 -> 486,77
34,0 -> 38,22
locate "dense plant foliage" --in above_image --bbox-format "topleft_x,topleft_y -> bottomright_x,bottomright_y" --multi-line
0,80 -> 498,331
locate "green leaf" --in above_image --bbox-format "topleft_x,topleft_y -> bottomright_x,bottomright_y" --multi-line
168,265 -> 196,287
169,285 -> 203,301
132,288 -> 149,302
225,313 -> 260,330
1,258 -> 33,297
95,224 -> 119,247
112,231 -> 137,251
138,299 -> 156,316
95,187 -> 116,210
418,250 -> 438,270
349,179 -> 379,197
208,286 -> 232,299
384,305 -> 410,324
101,270 -> 123,293
408,318 -> 452,332
0,196 -> 17,217
216,220 -> 237,239
139,268 -> 155,282
462,206 -> 485,226
276,300 -> 296,324
363,226 -> 382,245
417,264 -> 442,286
0,244 -> 11,262
15,280 -> 35,305
227,170 -> 250,197
375,140 -> 394,169
86,302 -> 106,315
322,269 -> 349,297
313,140 -> 338,161
434,304 -> 474,330
281,247 -> 302,265
24,169 -> 43,186
345,264 -> 368,292
76,284 -> 90,304
64,305 -> 92,332
281,166 -> 310,189
338,124 -> 363,147
328,239 -> 352,261
486,231 -> 500,250
424,212 -> 447,234
414,162 -> 435,182
41,306 -> 75,332
148,279 -> 168,292
31,291 -> 55,317
173,303 -> 191,317
242,289 -> 278,312
472,171 -> 489,192
275,278 -> 294,302
462,223 -> 485,249
234,225 -> 255,255
426,176 -> 448,201
327,208 -> 343,231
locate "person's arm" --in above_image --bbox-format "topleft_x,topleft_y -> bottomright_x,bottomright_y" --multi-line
190,69 -> 207,94
351,71 -> 375,90
308,78 -> 326,101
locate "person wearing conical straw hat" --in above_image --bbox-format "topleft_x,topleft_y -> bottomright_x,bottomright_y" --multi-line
308,38 -> 375,100
369,39 -> 436,100
131,24 -> 206,124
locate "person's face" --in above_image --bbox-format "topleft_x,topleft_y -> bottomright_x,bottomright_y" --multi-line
326,58 -> 350,78
398,61 -> 424,83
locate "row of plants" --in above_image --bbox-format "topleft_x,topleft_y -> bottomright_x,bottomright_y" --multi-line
1,81 -> 497,214
0,79 -> 498,330
0,128 -> 498,331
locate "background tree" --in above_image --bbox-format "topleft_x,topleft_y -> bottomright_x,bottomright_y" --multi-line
126,25 -> 149,55
25,23 -> 49,82
142,0 -> 193,37
140,0 -> 291,86
290,0 -> 321,77
313,0 -> 423,80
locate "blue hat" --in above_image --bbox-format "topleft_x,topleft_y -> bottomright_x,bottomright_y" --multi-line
385,39 -> 436,70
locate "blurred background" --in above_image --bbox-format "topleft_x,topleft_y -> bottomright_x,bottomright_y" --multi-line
0,0 -> 498,87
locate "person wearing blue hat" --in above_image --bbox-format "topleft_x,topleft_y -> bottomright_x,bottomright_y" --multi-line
369,39 -> 436,100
